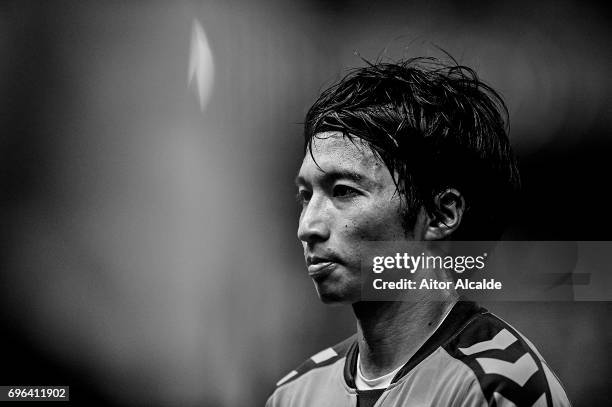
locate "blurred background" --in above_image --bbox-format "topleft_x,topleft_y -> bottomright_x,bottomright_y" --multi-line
0,0 -> 610,405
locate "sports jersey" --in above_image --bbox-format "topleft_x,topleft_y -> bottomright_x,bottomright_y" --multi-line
266,301 -> 571,407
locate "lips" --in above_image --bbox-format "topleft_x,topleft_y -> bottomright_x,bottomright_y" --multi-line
308,261 -> 337,277
306,255 -> 340,279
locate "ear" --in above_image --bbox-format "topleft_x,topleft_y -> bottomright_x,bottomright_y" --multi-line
424,188 -> 465,240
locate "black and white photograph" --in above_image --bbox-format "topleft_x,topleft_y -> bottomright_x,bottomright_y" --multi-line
1,1 -> 610,406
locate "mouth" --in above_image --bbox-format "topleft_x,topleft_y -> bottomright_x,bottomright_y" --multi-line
306,256 -> 340,280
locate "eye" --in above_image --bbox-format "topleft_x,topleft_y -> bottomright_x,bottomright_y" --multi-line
296,189 -> 312,206
333,185 -> 359,198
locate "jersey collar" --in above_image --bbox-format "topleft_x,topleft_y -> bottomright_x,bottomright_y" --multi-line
343,299 -> 486,388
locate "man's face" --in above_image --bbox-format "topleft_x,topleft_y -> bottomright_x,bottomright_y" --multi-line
296,132 -> 420,304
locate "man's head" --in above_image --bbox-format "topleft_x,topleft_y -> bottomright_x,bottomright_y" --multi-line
296,57 -> 520,303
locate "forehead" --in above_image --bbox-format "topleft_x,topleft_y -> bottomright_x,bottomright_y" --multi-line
297,132 -> 390,184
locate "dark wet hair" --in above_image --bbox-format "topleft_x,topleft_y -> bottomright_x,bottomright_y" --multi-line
304,57 -> 520,240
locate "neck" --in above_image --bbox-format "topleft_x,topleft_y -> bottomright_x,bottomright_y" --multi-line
352,290 -> 458,378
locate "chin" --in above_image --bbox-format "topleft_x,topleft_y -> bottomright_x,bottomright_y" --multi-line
318,294 -> 350,306
314,283 -> 360,305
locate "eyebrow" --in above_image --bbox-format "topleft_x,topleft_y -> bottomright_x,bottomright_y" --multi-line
294,169 -> 373,188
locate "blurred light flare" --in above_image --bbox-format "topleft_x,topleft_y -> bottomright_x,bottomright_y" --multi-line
188,19 -> 214,111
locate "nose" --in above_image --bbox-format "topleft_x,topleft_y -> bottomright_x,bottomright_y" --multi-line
297,194 -> 330,245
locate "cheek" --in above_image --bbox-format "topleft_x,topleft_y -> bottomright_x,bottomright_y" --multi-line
348,207 -> 405,241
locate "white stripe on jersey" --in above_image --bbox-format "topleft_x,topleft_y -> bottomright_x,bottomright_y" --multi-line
459,328 -> 517,355
476,353 -> 539,387
276,370 -> 298,386
311,348 -> 338,364
493,391 -> 518,407
532,392 -> 548,407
